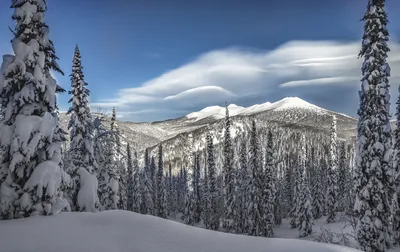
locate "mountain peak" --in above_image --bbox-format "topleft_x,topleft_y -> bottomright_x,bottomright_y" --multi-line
186,97 -> 325,121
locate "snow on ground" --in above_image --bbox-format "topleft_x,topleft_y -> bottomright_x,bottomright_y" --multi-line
0,210 -> 362,252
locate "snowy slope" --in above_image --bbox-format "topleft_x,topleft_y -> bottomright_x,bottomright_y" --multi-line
187,104 -> 244,122
0,210 -> 361,252
186,97 -> 326,119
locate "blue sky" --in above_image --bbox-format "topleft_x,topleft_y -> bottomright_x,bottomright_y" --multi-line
1,0 -> 400,121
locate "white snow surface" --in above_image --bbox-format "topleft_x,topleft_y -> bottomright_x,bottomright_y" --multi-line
186,97 -> 326,121
0,210 -> 362,252
77,167 -> 99,212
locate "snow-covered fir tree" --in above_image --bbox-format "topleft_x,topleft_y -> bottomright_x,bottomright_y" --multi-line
206,132 -> 220,231
108,108 -> 125,210
392,58 -> 400,244
262,130 -> 275,237
150,155 -> 157,214
156,144 -> 167,218
337,141 -> 348,212
247,121 -> 263,236
132,151 -> 142,213
326,116 -> 338,223
283,157 -> 293,218
0,0 -> 70,219
168,164 -> 176,216
193,154 -> 202,223
202,154 -> 211,229
290,152 -> 301,228
126,144 -> 134,211
66,45 -> 98,212
97,115 -> 119,210
355,0 -> 393,251
140,149 -> 153,214
297,135 -> 313,237
311,155 -> 324,219
274,176 -> 283,226
222,104 -> 235,232
236,138 -> 248,233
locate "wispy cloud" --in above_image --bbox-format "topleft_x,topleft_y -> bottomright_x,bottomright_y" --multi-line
92,40 -> 400,121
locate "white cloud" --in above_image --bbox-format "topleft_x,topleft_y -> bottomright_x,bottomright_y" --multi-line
164,86 -> 237,101
280,76 -> 360,88
93,40 -> 400,121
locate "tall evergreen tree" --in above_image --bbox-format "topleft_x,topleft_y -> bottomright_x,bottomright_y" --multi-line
66,45 -> 98,212
327,116 -> 338,223
337,141 -> 348,212
283,157 -> 293,218
0,0 -> 69,218
297,135 -> 313,237
98,116 -> 119,210
183,186 -> 195,225
290,151 -> 301,228
392,52 -> 400,244
132,151 -> 142,213
168,164 -> 175,216
126,144 -> 134,211
202,154 -> 211,229
206,133 -> 219,230
150,155 -> 157,214
223,104 -> 235,232
236,139 -> 249,233
262,130 -> 275,237
156,145 -> 167,218
194,154 -> 202,223
312,155 -> 324,219
247,121 -> 263,236
140,149 -> 153,214
355,0 -> 393,251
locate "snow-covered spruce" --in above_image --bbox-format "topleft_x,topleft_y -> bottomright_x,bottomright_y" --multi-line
66,45 -> 98,212
147,155 -> 156,215
393,43 -> 400,244
297,134 -> 313,237
337,141 -> 349,212
0,0 -> 70,219
311,154 -> 324,220
283,156 -> 293,219
355,0 -> 393,251
98,110 -> 120,210
202,153 -> 211,229
132,150 -> 142,213
167,164 -> 175,216
223,104 -> 236,233
247,120 -> 263,236
193,154 -> 202,223
126,144 -> 134,211
262,130 -> 276,237
140,149 -> 153,214
290,148 -> 302,229
206,132 -> 220,231
156,144 -> 167,218
236,137 -> 249,233
326,116 -> 338,223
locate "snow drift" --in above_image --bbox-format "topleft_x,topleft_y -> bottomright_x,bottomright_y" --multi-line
0,210 -> 361,252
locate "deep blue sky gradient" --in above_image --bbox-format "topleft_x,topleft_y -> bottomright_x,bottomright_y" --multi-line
0,0 -> 399,120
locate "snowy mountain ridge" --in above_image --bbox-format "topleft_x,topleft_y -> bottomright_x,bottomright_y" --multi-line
186,97 -> 337,121
59,96 -> 357,167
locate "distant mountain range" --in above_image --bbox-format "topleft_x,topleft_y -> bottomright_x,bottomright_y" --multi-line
59,97 -> 358,168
